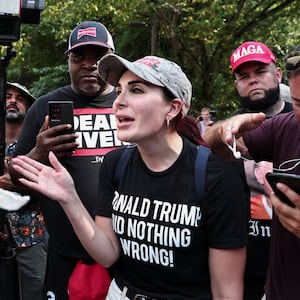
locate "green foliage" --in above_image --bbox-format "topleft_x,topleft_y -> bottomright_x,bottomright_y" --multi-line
30,64 -> 69,97
3,0 -> 300,118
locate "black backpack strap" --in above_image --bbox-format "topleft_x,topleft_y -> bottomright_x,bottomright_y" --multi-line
195,145 -> 211,206
113,146 -> 135,187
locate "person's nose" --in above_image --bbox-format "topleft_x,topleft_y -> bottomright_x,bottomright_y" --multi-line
248,73 -> 259,84
113,91 -> 127,111
6,95 -> 17,104
82,55 -> 98,69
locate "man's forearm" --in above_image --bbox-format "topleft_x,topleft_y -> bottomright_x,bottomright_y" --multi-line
203,113 -> 265,160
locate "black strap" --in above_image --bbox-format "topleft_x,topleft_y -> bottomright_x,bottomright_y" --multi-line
113,146 -> 135,187
195,145 -> 211,206
113,145 -> 211,206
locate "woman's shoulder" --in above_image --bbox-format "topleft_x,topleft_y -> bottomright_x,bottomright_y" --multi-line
101,146 -> 138,185
103,145 -> 137,167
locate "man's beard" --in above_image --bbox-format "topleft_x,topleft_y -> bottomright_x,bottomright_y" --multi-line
6,111 -> 25,123
240,85 -> 280,112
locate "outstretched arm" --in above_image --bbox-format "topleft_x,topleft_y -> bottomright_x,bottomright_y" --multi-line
203,112 -> 266,159
12,152 -> 120,267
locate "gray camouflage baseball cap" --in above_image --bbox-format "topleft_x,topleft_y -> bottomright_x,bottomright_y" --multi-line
98,54 -> 192,115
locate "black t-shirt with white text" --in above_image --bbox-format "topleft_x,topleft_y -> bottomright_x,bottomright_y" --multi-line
95,138 -> 248,299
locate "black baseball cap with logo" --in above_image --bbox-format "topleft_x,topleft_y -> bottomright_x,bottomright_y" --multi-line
65,21 -> 115,54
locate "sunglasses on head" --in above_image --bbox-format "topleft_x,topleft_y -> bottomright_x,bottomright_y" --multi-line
284,51 -> 300,71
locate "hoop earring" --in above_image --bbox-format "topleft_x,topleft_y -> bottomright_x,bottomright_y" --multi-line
166,119 -> 170,127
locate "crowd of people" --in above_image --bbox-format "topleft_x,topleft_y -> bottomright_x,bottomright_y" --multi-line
203,43 -> 300,300
6,20 -> 118,300
0,82 -> 48,300
0,17 -> 299,300
228,41 -> 293,300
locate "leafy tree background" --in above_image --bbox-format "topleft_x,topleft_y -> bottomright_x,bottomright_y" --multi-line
4,0 -> 300,119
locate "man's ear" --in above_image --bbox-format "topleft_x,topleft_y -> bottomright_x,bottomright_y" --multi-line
276,67 -> 282,82
234,79 -> 238,89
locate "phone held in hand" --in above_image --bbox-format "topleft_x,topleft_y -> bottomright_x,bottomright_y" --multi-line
48,101 -> 74,133
266,172 -> 300,207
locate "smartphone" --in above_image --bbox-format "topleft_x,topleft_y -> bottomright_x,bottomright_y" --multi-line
266,172 -> 300,207
48,101 -> 74,133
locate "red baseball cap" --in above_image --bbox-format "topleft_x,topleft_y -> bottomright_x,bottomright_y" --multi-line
230,41 -> 276,74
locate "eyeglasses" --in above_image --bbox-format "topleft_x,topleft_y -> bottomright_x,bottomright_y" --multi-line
284,51 -> 300,71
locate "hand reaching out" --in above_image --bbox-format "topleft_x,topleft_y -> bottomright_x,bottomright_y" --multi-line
12,152 -> 77,205
203,112 -> 266,159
